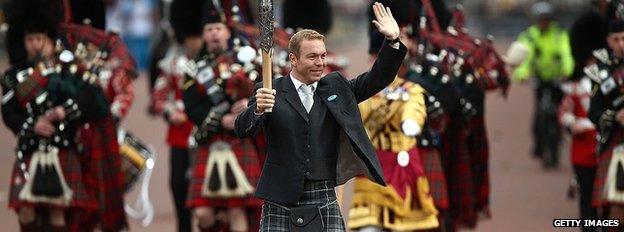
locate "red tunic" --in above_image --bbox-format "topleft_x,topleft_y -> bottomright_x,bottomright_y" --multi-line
559,79 -> 598,167
151,52 -> 194,148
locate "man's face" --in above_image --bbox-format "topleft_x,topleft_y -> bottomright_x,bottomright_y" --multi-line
24,32 -> 53,60
608,31 -> 624,58
290,39 -> 327,84
203,23 -> 231,53
537,17 -> 551,31
184,36 -> 203,58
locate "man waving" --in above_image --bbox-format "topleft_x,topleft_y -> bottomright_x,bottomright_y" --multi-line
235,2 -> 405,231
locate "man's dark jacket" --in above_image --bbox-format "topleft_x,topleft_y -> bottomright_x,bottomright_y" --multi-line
235,41 -> 407,204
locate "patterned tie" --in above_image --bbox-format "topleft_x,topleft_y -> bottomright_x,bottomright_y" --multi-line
300,84 -> 314,113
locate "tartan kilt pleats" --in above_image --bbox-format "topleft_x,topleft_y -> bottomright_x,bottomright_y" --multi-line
441,120 -> 477,228
467,116 -> 491,215
73,118 -> 127,232
419,147 -> 449,210
187,133 -> 263,208
8,148 -> 97,210
593,129 -> 624,207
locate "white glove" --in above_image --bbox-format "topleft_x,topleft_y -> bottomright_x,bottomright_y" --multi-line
401,119 -> 421,136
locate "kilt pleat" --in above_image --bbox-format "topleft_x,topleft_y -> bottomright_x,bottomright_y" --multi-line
442,121 -> 477,228
467,116 -> 490,215
420,147 -> 449,210
187,133 -> 263,208
76,118 -> 127,231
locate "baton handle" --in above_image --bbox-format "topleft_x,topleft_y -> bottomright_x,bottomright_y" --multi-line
262,50 -> 273,113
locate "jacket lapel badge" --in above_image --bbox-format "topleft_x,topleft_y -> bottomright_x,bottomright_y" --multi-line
327,94 -> 338,102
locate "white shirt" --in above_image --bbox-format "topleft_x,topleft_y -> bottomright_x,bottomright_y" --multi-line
290,74 -> 318,106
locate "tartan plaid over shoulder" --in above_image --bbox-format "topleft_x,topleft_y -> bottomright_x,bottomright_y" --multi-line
59,23 -> 137,119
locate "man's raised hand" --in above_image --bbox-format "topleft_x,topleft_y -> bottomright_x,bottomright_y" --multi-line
254,88 -> 276,114
372,2 -> 400,40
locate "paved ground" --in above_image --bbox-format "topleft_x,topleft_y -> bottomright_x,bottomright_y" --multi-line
0,24 -> 579,232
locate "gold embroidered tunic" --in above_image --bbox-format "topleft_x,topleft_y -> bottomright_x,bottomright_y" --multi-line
349,77 -> 439,231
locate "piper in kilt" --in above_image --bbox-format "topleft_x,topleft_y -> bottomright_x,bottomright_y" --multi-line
51,3 -> 139,230
56,20 -> 137,232
0,0 -> 112,230
182,2 -> 263,231
587,20 -> 624,229
406,0 -> 510,228
406,46 -> 458,227
451,77 -> 491,227
408,69 -> 454,218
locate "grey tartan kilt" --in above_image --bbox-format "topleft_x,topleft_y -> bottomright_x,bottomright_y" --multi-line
259,179 -> 346,232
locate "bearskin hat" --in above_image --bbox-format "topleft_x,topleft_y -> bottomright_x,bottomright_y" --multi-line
4,0 -> 64,64
609,19 -> 624,33
569,12 -> 608,80
68,0 -> 106,30
170,0 -> 204,43
413,0 -> 453,34
282,0 -> 333,34
202,0 -> 226,25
